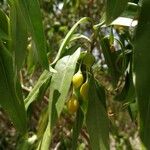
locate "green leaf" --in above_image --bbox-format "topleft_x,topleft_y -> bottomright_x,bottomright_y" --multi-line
52,49 -> 80,115
86,77 -> 109,150
16,135 -> 37,150
37,121 -> 51,150
15,0 -> 49,69
95,81 -> 106,109
38,90 -> 60,150
37,106 -> 49,139
122,2 -> 140,19
0,9 -> 9,40
9,1 -> 28,70
115,62 -> 135,103
133,0 -> 150,148
61,44 -> 81,58
111,3 -> 140,27
51,17 -> 91,65
49,48 -> 81,128
24,70 -> 52,110
101,37 -> 120,86
0,43 -> 27,134
38,49 -> 81,150
106,0 -> 128,24
128,101 -> 138,121
0,28 -> 9,41
36,106 -> 49,150
26,43 -> 38,75
70,33 -> 91,43
82,52 -> 95,68
71,107 -> 84,150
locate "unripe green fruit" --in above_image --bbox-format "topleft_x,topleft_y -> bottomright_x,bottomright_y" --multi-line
72,71 -> 84,88
83,53 -> 95,67
80,81 -> 89,100
67,96 -> 79,114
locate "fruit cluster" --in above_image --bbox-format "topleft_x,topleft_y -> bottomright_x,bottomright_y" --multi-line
67,70 -> 89,114
66,52 -> 95,114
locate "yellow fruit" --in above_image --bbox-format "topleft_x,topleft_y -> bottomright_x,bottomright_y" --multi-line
72,71 -> 84,88
80,81 -> 89,100
67,96 -> 79,114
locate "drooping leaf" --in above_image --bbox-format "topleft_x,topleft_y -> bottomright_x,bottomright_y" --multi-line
0,28 -> 9,41
0,42 -> 27,134
54,49 -> 81,115
86,77 -> 109,150
115,64 -> 135,103
51,17 -> 91,65
106,0 -> 128,24
71,107 -> 84,150
37,106 -> 49,139
70,33 -> 91,43
61,44 -> 81,58
38,49 -> 81,150
101,37 -> 120,86
36,106 -> 50,150
133,0 -> 150,148
14,0 -> 49,69
38,90 -> 60,150
16,135 -> 37,150
95,80 -> 106,109
37,121 -> 51,150
26,42 -> 38,75
122,2 -> 140,19
24,70 -> 52,110
0,9 -> 9,40
111,3 -> 140,27
128,100 -> 138,121
9,1 -> 28,70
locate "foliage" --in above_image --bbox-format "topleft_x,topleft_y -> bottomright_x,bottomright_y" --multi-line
0,0 -> 150,149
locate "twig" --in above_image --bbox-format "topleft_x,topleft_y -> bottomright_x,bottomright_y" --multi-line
54,142 -> 61,150
81,129 -> 90,145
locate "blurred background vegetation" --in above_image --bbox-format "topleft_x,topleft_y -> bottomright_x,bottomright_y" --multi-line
0,0 -> 140,149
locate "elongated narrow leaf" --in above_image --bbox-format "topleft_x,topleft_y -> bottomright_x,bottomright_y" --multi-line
37,121 -> 51,150
101,37 -> 120,86
37,106 -> 49,139
24,70 -> 52,110
0,43 -> 27,134
61,44 -> 81,58
38,49 -> 81,150
70,33 -> 91,43
51,17 -> 91,65
106,0 -> 128,24
16,134 -> 37,150
86,77 -> 109,150
115,54 -> 135,102
95,81 -> 106,108
49,48 -> 80,127
115,73 -> 135,102
133,0 -> 150,148
122,2 -> 140,19
0,29 -> 9,41
128,100 -> 138,121
9,1 -> 28,70
111,3 -> 139,27
26,42 -> 38,75
15,0 -> 49,69
37,90 -> 60,150
0,9 -> 9,40
71,108 -> 84,150
51,48 -> 80,116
